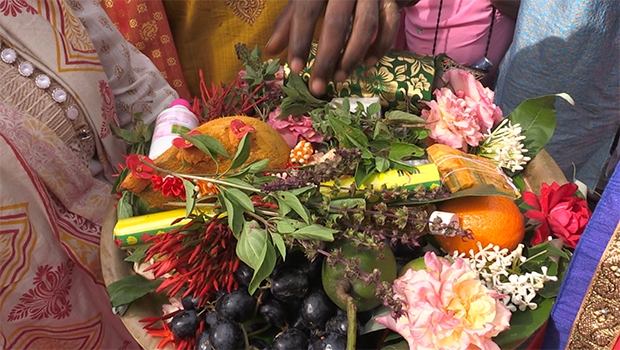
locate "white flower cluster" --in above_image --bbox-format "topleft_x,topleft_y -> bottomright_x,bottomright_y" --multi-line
451,242 -> 558,312
478,119 -> 531,172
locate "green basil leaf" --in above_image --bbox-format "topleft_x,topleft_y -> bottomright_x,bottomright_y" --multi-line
273,218 -> 305,234
223,187 -> 255,213
248,239 -> 276,294
270,231 -> 287,261
111,167 -> 130,194
123,246 -> 150,263
117,191 -> 134,220
384,110 -> 426,124
181,134 -> 213,161
227,132 -> 252,172
389,142 -> 425,159
275,191 -> 310,223
236,221 -> 268,270
236,221 -> 275,294
290,224 -> 337,241
185,133 -> 231,159
375,157 -> 390,173
179,178 -> 196,218
106,275 -> 163,307
366,102 -> 382,118
220,193 -> 244,237
286,185 -> 316,197
245,158 -> 270,174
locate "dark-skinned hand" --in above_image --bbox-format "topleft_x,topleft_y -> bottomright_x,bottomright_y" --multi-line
265,0 -> 416,96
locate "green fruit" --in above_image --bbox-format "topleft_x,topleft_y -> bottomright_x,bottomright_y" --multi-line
322,239 -> 397,312
400,256 -> 429,277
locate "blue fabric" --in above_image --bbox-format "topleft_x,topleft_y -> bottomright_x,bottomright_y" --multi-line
494,0 -> 620,189
541,161 -> 620,349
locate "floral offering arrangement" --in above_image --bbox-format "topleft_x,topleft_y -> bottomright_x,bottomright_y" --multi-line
106,44 -> 590,350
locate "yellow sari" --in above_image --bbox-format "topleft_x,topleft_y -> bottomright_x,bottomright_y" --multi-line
162,0 -> 288,97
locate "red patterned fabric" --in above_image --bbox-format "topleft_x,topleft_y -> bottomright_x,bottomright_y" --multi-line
101,0 -> 191,100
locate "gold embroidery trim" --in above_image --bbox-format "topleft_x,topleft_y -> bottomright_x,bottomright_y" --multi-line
566,219 -> 620,350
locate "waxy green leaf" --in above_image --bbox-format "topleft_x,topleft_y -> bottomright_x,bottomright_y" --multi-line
106,275 -> 163,307
227,132 -> 252,172
290,224 -> 337,241
275,191 -> 310,223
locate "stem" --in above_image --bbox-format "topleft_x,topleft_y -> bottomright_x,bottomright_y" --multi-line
148,162 -> 260,193
241,323 -> 250,350
335,280 -> 357,350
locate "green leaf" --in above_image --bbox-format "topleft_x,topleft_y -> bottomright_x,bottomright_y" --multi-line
236,221 -> 275,293
111,167 -> 130,194
248,239 -> 276,293
375,157 -> 390,173
286,185 -> 316,197
505,94 -> 569,159
389,142 -> 425,159
275,191 -> 310,223
328,116 -> 370,150
384,110 -> 426,124
373,121 -> 392,142
227,132 -> 252,172
236,221 -> 268,270
117,191 -> 134,220
106,275 -> 163,307
124,246 -> 150,263
493,298 -> 554,350
366,102 -> 382,118
180,178 -> 196,218
223,187 -> 255,213
245,159 -> 270,174
290,224 -> 337,241
273,218 -> 306,234
219,193 -> 244,237
270,231 -> 287,260
355,162 -> 376,187
183,133 -> 231,159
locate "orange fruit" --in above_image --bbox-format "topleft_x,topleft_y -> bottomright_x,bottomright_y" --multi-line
435,196 -> 524,255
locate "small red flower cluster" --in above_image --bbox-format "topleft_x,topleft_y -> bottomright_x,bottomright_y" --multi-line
152,175 -> 187,200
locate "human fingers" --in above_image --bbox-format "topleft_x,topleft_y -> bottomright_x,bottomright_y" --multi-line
287,0 -> 326,74
363,0 -> 400,67
309,0 -> 357,95
334,0 -> 380,82
265,1 -> 294,56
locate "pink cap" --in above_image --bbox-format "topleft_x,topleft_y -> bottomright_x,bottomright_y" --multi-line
170,99 -> 191,109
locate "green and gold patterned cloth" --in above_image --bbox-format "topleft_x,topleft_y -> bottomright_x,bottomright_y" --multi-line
300,45 -> 436,110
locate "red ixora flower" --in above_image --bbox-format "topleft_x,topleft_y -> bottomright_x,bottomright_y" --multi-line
125,154 -> 155,179
523,182 -> 592,248
230,119 -> 255,139
152,175 -> 186,200
172,130 -> 202,149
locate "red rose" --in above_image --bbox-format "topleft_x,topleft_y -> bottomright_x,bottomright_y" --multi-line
523,182 -> 591,248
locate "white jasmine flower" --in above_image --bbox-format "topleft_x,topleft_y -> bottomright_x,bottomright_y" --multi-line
450,242 -> 557,312
478,119 -> 532,172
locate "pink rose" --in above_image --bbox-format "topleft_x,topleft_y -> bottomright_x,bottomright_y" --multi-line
376,252 -> 511,350
443,69 -> 503,134
267,106 -> 323,148
523,182 -> 591,248
422,88 -> 484,149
